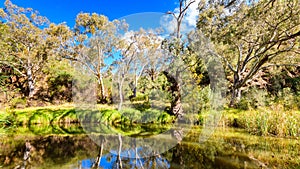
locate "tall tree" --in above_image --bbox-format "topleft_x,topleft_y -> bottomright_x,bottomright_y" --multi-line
0,0 -> 50,98
0,22 -> 10,102
127,29 -> 163,97
45,23 -> 74,60
197,0 -> 300,106
162,0 -> 197,117
114,29 -> 164,110
71,13 -> 127,103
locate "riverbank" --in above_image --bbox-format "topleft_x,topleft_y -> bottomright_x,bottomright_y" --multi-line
221,107 -> 300,137
0,104 -> 174,127
1,104 -> 299,138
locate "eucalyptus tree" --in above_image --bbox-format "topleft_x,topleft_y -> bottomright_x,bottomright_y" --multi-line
127,29 -> 163,97
114,29 -> 164,110
197,0 -> 300,106
0,0 -> 50,98
45,23 -> 74,60
72,13 -> 127,103
0,22 -> 10,101
162,0 -> 197,118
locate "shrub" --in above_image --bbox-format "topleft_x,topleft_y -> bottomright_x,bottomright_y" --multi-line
131,101 -> 150,111
237,87 -> 269,110
129,93 -> 148,102
141,109 -> 166,124
157,112 -> 174,123
10,98 -> 27,109
120,108 -> 142,124
278,87 -> 298,110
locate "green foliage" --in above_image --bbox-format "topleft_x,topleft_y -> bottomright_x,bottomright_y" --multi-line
184,113 -> 202,125
277,88 -> 299,110
9,98 -> 27,109
1,107 -> 77,125
239,107 -> 300,137
198,86 -> 212,111
120,108 -> 142,124
29,112 -> 51,124
0,0 -> 298,125
0,111 -> 15,127
220,109 -> 241,127
131,101 -> 151,112
141,109 -> 160,123
98,109 -> 121,124
47,72 -> 73,102
237,88 -> 269,110
129,92 -> 148,102
157,112 -> 174,123
197,0 -> 300,107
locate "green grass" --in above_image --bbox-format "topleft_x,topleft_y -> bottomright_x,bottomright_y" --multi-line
3,104 -> 298,138
0,104 -> 174,128
0,105 -> 77,127
220,106 -> 300,137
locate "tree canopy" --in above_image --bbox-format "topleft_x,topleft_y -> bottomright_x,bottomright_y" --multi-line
0,0 -> 299,111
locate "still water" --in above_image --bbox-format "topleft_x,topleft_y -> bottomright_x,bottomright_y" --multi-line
0,123 -> 299,169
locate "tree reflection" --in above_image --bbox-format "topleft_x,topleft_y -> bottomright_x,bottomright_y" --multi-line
88,135 -> 171,169
115,134 -> 122,169
92,136 -> 106,168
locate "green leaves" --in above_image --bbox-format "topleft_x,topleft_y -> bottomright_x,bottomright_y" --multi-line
75,13 -> 108,35
197,0 -> 300,106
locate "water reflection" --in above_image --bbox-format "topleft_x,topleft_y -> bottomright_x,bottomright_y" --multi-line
82,123 -> 185,158
79,150 -> 170,169
0,125 -> 299,169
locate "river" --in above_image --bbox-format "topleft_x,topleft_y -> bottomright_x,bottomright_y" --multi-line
0,123 -> 299,169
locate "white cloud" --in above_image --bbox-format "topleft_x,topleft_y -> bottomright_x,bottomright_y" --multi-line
184,0 -> 200,27
160,0 -> 200,36
160,15 -> 177,35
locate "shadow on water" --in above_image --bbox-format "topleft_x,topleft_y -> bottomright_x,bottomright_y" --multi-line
0,124 -> 299,169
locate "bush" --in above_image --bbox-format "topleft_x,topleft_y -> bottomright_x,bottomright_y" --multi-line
120,108 -> 142,124
141,109 -> 166,124
129,93 -> 148,102
0,109 -> 15,127
157,112 -> 174,123
239,87 -> 270,110
99,109 -> 121,124
9,98 -> 27,109
198,86 -> 211,112
277,87 -> 299,110
131,101 -> 150,111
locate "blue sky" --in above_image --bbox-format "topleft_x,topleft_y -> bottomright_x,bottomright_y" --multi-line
1,0 -> 178,28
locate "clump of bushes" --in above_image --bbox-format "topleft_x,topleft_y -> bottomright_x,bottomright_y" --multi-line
9,98 -> 27,109
0,109 -> 15,127
119,108 -> 173,124
129,93 -> 148,102
236,87 -> 269,110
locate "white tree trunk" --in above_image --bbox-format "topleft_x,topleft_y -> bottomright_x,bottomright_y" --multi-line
118,75 -> 125,111
27,65 -> 35,98
230,72 -> 242,107
117,134 -> 123,169
97,74 -> 106,102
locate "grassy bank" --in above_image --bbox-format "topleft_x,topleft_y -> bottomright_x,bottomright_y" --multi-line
0,104 -> 78,126
0,104 -> 174,127
1,104 -> 299,138
221,106 -> 300,137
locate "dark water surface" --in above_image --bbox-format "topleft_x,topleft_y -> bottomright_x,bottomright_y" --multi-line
0,123 -> 299,169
